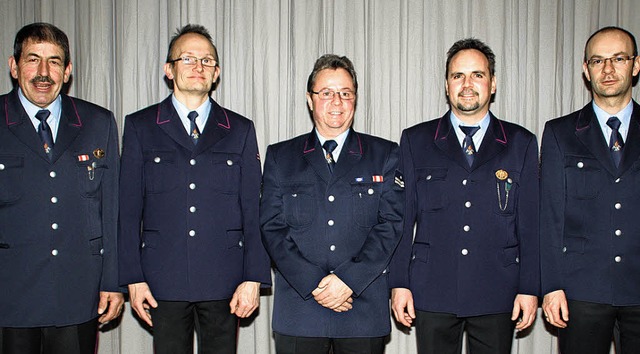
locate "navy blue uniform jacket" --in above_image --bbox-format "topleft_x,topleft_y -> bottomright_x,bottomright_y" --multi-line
260,129 -> 404,337
541,101 -> 640,305
0,89 -> 120,327
389,112 -> 539,317
118,96 -> 271,301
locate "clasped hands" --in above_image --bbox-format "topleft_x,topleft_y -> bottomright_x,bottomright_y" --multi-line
311,274 -> 353,312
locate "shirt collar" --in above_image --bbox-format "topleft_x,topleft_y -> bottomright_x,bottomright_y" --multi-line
171,94 -> 212,132
593,100 -> 633,142
449,111 -> 491,151
315,128 -> 350,162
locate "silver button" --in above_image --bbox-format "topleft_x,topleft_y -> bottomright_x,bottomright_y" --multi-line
189,183 -> 196,190
51,197 -> 58,204
615,229 -> 622,236
426,175 -> 432,180
190,159 -> 196,166
577,161 -> 584,168
615,256 -> 622,263
329,270 -> 335,274
464,201 -> 471,208
367,188 -> 374,195
189,230 -> 196,237
227,160 -> 233,166
291,193 -> 298,197
51,223 -> 58,230
615,178 -> 621,183
411,255 -> 416,260
330,245 -> 336,251
100,248 -> 104,255
463,225 -> 470,232
141,242 -> 146,248
382,269 -> 387,274
49,171 -> 56,178
154,157 -> 161,163
615,202 -> 622,210
328,195 -> 335,202
51,249 -> 58,256
328,220 -> 335,226
562,246 -> 567,253
462,179 -> 468,186
515,257 -> 520,263
0,164 -> 4,170
238,241 -> 243,247
461,249 -> 469,256
189,206 -> 196,213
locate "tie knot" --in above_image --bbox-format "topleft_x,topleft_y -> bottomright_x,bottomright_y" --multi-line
460,125 -> 480,137
187,111 -> 198,123
35,109 -> 51,122
323,140 -> 338,154
607,116 -> 621,131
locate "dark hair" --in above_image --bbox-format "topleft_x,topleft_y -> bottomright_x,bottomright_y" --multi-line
166,24 -> 219,65
13,22 -> 70,67
584,26 -> 638,62
306,54 -> 358,93
445,38 -> 496,79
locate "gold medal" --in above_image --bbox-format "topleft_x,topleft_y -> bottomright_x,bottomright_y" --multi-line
93,148 -> 105,159
495,169 -> 508,180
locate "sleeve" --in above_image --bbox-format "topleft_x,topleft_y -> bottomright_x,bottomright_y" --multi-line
117,116 -> 146,286
260,145 -> 327,299
539,122 -> 566,294
331,142 -> 405,296
100,112 -> 121,292
388,130 -> 416,289
515,133 -> 541,296
239,122 -> 272,286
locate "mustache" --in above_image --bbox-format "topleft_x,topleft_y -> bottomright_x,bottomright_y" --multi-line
30,75 -> 55,85
458,89 -> 478,97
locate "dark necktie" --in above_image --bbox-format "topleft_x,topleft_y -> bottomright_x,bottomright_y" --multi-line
323,140 -> 338,174
460,125 -> 480,167
35,109 -> 54,159
188,111 -> 201,144
607,116 -> 624,167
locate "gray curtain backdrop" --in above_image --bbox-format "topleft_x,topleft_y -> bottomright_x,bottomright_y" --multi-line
1,0 -> 639,353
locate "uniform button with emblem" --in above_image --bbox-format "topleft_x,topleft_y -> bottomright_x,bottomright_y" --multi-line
238,241 -> 243,247
463,225 -> 470,232
189,230 -> 196,237
0,164 -> 5,170
562,246 -> 567,253
411,254 -> 416,260
615,256 -> 622,263
292,193 -> 298,198
330,245 -> 336,251
462,179 -> 468,186
227,160 -> 233,166
51,223 -> 59,230
51,249 -> 59,256
515,257 -> 520,263
465,201 -> 471,208
367,188 -> 374,195
189,183 -> 196,190
328,220 -> 335,226
328,195 -> 335,202
426,175 -> 432,180
51,197 -> 58,204
615,202 -> 622,210
100,248 -> 104,255
577,161 -> 584,168
141,242 -> 146,248
461,249 -> 469,256
190,159 -> 196,166
382,269 -> 387,274
49,171 -> 56,178
189,206 -> 196,213
154,157 -> 161,163
615,178 -> 621,183
615,229 -> 622,236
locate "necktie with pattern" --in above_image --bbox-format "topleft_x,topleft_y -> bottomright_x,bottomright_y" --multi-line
35,109 -> 54,159
607,116 -> 624,167
323,140 -> 338,174
460,125 -> 480,167
188,111 -> 201,145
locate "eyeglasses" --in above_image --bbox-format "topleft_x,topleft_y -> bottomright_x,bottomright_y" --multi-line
586,55 -> 635,69
311,89 -> 356,100
168,56 -> 217,67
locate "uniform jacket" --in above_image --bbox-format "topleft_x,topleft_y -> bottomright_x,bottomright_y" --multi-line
260,129 -> 404,337
389,112 -> 540,317
540,101 -> 640,305
0,89 -> 119,327
118,95 -> 271,301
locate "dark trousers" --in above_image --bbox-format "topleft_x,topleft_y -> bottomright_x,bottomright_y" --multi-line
1,318 -> 98,354
559,300 -> 640,354
150,300 -> 237,354
415,310 -> 515,354
274,332 -> 386,354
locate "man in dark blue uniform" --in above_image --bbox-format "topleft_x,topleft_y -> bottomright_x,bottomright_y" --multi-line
0,22 -> 123,354
389,38 -> 539,354
541,26 -> 640,354
118,24 -> 271,354
260,54 -> 404,354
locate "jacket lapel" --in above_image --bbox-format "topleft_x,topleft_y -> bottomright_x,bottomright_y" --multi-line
193,99 -> 231,155
471,113 -> 507,171
332,129 -> 362,182
156,96 -> 195,152
618,101 -> 640,174
575,103 -> 618,177
433,112 -> 472,171
302,131 -> 332,183
50,95 -> 81,163
5,90 -> 53,162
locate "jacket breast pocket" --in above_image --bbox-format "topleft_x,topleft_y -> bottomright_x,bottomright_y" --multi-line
415,167 -> 448,211
0,154 -> 24,203
210,153 -> 241,194
494,171 -> 519,215
564,155 -> 604,199
76,158 -> 107,198
282,183 -> 315,228
144,150 -> 178,194
350,182 -> 381,228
